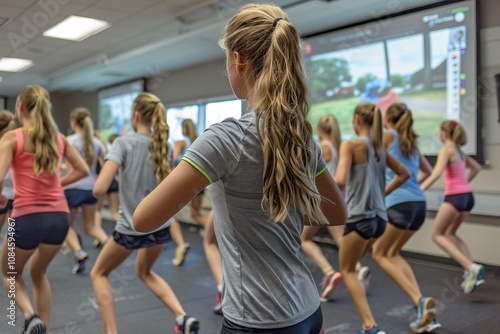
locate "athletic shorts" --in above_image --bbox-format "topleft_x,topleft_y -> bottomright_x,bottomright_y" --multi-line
113,228 -> 171,250
0,199 -> 13,215
444,193 -> 474,212
387,201 -> 426,231
65,189 -> 98,208
344,216 -> 386,240
220,306 -> 322,334
107,179 -> 119,194
11,212 -> 69,250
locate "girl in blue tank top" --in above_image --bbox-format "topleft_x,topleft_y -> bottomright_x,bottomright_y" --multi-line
334,102 -> 410,334
371,103 -> 439,333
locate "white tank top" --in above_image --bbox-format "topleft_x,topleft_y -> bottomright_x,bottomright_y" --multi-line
321,140 -> 338,176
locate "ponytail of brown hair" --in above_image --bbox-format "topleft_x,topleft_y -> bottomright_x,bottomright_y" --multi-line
386,102 -> 418,158
223,4 -> 327,224
18,85 -> 60,176
317,114 -> 341,152
132,93 -> 171,184
0,110 -> 15,138
441,120 -> 467,146
70,107 -> 95,165
354,102 -> 383,160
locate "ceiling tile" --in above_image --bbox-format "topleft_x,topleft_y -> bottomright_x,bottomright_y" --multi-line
77,6 -> 130,23
95,0 -> 157,14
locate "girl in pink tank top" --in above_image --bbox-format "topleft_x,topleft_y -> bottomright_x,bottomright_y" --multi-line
0,85 -> 89,334
421,120 -> 483,295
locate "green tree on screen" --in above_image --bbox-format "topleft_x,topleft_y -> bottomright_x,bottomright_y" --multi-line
390,74 -> 406,88
355,73 -> 378,94
311,58 -> 352,99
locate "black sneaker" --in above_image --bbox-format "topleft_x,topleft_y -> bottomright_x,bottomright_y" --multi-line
23,314 -> 46,334
174,315 -> 200,334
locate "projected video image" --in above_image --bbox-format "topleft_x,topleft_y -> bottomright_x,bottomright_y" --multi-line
305,2 -> 477,155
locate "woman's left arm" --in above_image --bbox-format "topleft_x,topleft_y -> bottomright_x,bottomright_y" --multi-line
134,161 -> 210,232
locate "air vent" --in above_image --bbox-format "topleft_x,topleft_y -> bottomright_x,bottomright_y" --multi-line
175,0 -> 238,24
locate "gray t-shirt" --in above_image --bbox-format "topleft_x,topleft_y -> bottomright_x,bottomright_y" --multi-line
183,112 -> 326,329
2,169 -> 14,200
345,137 -> 387,223
106,133 -> 172,236
66,133 -> 105,190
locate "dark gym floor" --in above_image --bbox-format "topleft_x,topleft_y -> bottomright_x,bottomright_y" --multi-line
0,218 -> 499,334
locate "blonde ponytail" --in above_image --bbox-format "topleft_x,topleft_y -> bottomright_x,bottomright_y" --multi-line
132,93 -> 171,184
70,107 -> 94,165
386,102 -> 418,158
317,114 -> 341,152
223,4 -> 327,224
17,85 -> 60,176
0,110 -> 15,138
354,102 -> 383,160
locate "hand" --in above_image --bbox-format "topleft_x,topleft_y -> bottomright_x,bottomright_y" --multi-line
0,195 -> 8,209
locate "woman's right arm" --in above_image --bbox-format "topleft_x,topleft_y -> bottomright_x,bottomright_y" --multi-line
61,136 -> 89,187
465,154 -> 481,183
333,141 -> 353,191
420,147 -> 450,192
0,131 -> 16,207
320,142 -> 332,163
417,152 -> 433,184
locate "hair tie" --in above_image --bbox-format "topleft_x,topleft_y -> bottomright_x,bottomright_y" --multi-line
453,121 -> 459,128
273,18 -> 283,27
401,106 -> 407,113
153,100 -> 160,105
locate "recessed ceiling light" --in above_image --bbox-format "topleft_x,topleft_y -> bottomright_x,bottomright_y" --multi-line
0,58 -> 34,72
43,15 -> 111,41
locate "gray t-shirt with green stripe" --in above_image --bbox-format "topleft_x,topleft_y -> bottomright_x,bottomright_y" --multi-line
183,112 -> 325,329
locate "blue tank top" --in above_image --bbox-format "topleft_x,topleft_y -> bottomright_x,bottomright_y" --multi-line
345,137 -> 387,223
385,129 -> 426,208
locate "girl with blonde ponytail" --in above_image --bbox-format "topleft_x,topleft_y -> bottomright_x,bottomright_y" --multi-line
372,102 -> 439,333
0,85 -> 89,334
134,4 -> 346,333
91,92 -> 199,334
0,110 -> 15,232
63,107 -> 108,274
334,102 -> 410,334
421,120 -> 482,295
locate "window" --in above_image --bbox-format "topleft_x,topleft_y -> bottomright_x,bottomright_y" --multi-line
166,105 -> 199,144
205,100 -> 242,129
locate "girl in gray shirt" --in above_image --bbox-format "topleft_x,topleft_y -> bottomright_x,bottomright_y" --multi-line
134,4 -> 346,334
91,93 -> 199,334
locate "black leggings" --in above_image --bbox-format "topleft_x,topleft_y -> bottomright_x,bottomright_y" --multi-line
220,306 -> 323,334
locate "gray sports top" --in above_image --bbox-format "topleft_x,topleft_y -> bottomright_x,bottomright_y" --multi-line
345,137 -> 387,224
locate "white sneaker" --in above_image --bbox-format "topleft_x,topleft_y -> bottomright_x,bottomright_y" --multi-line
357,266 -> 371,292
462,263 -> 484,294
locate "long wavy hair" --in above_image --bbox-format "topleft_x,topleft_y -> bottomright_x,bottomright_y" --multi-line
70,107 -> 95,165
386,102 -> 418,158
223,4 -> 327,224
132,93 -> 171,184
17,85 -> 60,176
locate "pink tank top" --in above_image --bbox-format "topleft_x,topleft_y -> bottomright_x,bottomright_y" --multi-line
443,147 -> 472,196
10,129 -> 69,217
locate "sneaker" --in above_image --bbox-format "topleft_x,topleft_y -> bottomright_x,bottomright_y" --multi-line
23,314 -> 46,334
172,243 -> 190,267
92,239 -> 102,248
409,297 -> 436,333
357,266 -> 371,292
462,263 -> 484,294
214,291 -> 223,316
425,318 -> 442,332
72,251 -> 88,274
174,315 -> 200,334
320,271 -> 343,302
359,326 -> 386,334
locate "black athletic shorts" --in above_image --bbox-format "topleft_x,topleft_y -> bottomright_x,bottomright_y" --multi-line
113,228 -> 171,250
344,216 -> 386,240
11,212 -> 69,250
387,201 -> 426,231
220,306 -> 322,334
444,193 -> 474,212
